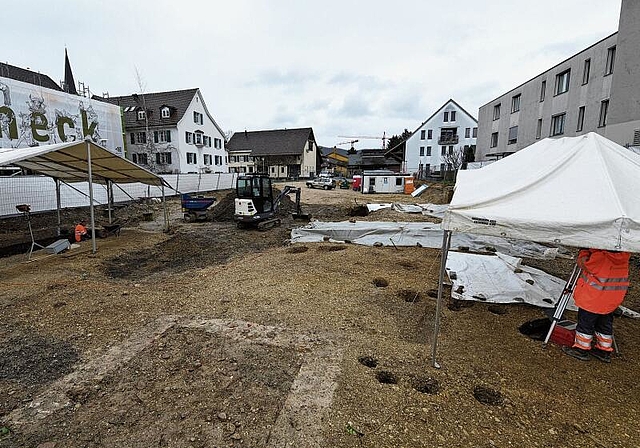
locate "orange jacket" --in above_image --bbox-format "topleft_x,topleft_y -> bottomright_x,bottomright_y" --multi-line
75,224 -> 87,242
573,249 -> 630,314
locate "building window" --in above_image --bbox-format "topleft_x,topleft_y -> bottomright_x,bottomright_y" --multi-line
582,59 -> 591,85
540,81 -> 546,102
577,106 -> 586,132
441,146 -> 446,155
215,155 -> 222,165
133,153 -> 148,165
195,133 -> 203,145
511,94 -> 521,113
472,127 -> 477,138
135,132 -> 146,144
448,146 -> 453,155
187,152 -> 197,164
493,104 -> 501,120
155,152 -> 172,165
465,127 -> 471,138
185,132 -> 193,144
444,111 -> 449,122
555,69 -> 570,95
193,111 -> 203,124
161,107 -> 170,118
426,146 -> 432,156
420,130 -> 425,140
137,110 -> 146,120
508,126 -> 518,145
153,130 -> 171,143
536,119 -> 543,139
450,111 -> 456,121
419,146 -> 425,156
605,46 -> 616,76
551,113 -> 566,136
214,138 -> 222,149
599,100 -> 609,127
490,132 -> 498,148
203,154 -> 212,165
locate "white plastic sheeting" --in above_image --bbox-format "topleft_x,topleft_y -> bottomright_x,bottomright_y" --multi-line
444,133 -> 640,252
446,251 -> 640,317
365,202 -> 448,218
290,221 -> 564,259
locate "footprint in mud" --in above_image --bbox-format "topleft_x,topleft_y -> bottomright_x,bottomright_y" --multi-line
412,377 -> 440,395
358,356 -> 378,368
372,278 -> 389,287
375,371 -> 397,384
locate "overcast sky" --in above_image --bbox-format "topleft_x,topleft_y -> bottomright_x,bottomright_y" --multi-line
5,1 -> 621,149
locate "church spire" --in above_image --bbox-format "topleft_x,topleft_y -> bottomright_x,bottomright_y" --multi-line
64,48 -> 78,95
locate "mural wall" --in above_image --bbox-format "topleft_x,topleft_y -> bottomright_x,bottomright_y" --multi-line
0,77 -> 124,154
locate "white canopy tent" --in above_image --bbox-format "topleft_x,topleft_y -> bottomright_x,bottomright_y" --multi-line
0,140 -> 168,253
431,133 -> 640,367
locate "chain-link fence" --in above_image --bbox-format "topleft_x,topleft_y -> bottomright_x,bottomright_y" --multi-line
0,173 -> 238,217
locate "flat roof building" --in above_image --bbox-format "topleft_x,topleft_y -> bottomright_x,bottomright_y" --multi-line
477,0 -> 639,160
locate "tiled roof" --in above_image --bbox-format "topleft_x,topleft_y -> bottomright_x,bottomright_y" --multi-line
0,63 -> 63,91
97,88 -> 199,128
319,146 -> 349,157
226,128 -> 315,156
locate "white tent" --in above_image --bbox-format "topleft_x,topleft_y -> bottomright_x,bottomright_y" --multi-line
431,133 -> 640,367
0,140 -> 168,253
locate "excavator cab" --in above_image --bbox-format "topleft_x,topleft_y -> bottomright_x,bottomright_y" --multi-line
234,174 -> 276,226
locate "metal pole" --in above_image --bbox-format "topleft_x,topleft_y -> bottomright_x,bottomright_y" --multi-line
55,178 -> 62,236
431,230 -> 452,369
162,184 -> 168,232
107,180 -> 113,224
87,141 -> 97,254
543,263 -> 581,346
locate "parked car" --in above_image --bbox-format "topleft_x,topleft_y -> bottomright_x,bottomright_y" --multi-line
306,177 -> 336,190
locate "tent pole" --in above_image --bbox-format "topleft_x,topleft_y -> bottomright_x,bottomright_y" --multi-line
107,180 -> 113,224
55,178 -> 62,236
86,141 -> 97,254
431,229 -> 452,369
162,184 -> 168,232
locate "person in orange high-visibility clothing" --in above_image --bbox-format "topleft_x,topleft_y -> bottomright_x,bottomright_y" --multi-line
75,219 -> 88,242
563,248 -> 630,363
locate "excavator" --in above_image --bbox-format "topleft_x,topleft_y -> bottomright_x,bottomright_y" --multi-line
234,173 -> 310,230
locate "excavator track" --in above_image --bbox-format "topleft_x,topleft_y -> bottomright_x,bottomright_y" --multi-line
257,218 -> 282,231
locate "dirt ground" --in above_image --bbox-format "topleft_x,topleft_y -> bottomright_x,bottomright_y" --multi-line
0,181 -> 639,448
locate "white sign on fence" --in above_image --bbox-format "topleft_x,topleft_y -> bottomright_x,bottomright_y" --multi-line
0,77 -> 124,154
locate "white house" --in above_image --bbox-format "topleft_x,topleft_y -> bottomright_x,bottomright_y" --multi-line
100,88 -> 227,174
387,99 -> 477,178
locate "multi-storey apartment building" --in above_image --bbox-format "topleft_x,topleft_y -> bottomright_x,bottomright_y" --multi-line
386,99 -> 477,178
477,0 -> 640,160
101,89 -> 227,174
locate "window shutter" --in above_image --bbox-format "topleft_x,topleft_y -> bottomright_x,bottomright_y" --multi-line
130,133 -> 135,144
156,153 -> 161,164
166,130 -> 171,142
634,130 -> 640,146
154,131 -> 159,143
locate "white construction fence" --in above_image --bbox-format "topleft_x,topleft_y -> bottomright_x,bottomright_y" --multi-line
0,173 -> 238,217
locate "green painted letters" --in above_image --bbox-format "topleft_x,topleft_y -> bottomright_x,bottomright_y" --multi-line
81,109 -> 98,140
30,113 -> 50,142
0,106 -> 18,140
57,116 -> 75,142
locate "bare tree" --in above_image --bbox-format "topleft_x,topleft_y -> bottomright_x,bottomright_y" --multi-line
441,146 -> 464,182
134,67 -> 159,172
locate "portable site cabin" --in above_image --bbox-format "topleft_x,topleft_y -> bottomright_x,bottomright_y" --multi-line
361,170 -> 412,194
431,133 -> 640,367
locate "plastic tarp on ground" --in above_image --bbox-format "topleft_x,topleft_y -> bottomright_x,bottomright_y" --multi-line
365,202 -> 449,218
446,251 -> 640,318
443,133 -> 640,252
290,221 -> 564,259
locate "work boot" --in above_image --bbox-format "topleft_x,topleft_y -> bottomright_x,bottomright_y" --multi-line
562,346 -> 590,361
590,348 -> 612,363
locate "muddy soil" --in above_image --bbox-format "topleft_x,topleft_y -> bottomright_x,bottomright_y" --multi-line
0,181 -> 639,448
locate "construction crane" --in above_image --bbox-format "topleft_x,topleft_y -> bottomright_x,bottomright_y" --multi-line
338,132 -> 390,149
335,139 -> 359,151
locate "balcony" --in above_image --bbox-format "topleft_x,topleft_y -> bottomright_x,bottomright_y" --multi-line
438,134 -> 459,145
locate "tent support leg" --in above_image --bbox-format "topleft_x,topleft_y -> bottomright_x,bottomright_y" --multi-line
55,178 -> 61,236
87,141 -> 97,254
162,184 -> 169,232
107,180 -> 113,224
431,230 -> 452,369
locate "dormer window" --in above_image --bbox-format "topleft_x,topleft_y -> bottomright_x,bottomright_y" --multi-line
161,107 -> 170,119
137,110 -> 146,120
